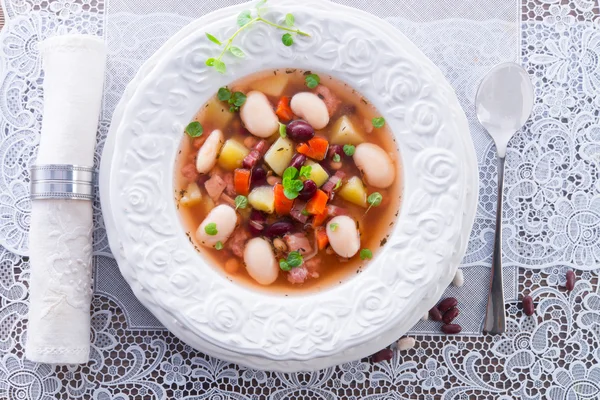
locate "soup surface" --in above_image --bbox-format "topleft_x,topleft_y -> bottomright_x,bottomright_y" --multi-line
175,69 -> 402,293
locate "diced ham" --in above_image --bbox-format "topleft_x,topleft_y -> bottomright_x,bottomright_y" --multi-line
327,204 -> 349,217
322,171 -> 345,200
290,201 -> 309,223
284,233 -> 312,256
220,193 -> 236,207
223,172 -> 236,196
315,85 -> 341,116
181,163 -> 199,182
227,229 -> 250,258
204,174 -> 227,202
287,266 -> 308,284
242,140 -> 268,169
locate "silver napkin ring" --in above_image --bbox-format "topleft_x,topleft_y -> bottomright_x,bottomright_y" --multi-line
30,164 -> 96,201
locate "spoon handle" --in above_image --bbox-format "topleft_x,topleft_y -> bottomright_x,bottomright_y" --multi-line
484,156 -> 506,334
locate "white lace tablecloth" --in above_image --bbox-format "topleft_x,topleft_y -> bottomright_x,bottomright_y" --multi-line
1,0 -> 600,398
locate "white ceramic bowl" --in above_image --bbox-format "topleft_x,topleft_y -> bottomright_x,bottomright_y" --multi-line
100,0 -> 478,371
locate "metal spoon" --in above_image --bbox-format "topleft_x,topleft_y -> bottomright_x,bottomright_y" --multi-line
476,62 -> 534,334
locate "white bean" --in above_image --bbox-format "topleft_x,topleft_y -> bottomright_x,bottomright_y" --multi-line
326,216 -> 360,258
397,337 -> 416,351
452,269 -> 465,287
290,92 -> 329,130
240,91 -> 279,138
244,237 -> 279,285
353,143 -> 395,188
196,204 -> 237,247
196,129 -> 224,174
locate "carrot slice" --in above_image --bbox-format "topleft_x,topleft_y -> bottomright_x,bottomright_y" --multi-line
274,183 -> 294,215
306,189 -> 328,215
296,137 -> 329,160
234,168 -> 251,196
312,209 -> 328,227
316,226 -> 329,250
276,96 -> 294,122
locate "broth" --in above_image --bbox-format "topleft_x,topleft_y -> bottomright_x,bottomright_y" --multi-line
175,69 -> 402,294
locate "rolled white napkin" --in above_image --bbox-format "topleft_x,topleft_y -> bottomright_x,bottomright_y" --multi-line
26,35 -> 106,364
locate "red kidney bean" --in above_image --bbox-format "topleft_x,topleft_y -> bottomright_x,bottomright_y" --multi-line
438,297 -> 458,313
429,307 -> 443,322
298,180 -> 317,201
289,153 -> 307,170
565,270 -> 575,291
248,210 -> 267,236
442,307 -> 459,324
196,174 -> 210,187
251,166 -> 267,186
522,295 -> 535,316
264,220 -> 295,238
371,348 -> 393,363
287,120 -> 315,142
328,144 -> 344,160
441,324 -> 462,334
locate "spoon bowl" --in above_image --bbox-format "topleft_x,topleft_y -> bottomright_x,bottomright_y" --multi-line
476,62 -> 534,334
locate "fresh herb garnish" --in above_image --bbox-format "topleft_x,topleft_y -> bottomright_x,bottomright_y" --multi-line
235,195 -> 248,210
299,165 -> 312,179
366,192 -> 383,214
205,1 -> 310,74
217,87 -> 246,112
360,248 -> 373,260
278,122 -> 287,138
305,73 -> 320,89
215,241 -> 224,250
333,179 -> 343,191
333,153 -> 341,163
343,144 -> 355,156
205,223 -> 218,236
279,250 -> 303,271
282,166 -> 304,199
372,117 -> 385,128
282,33 -> 294,46
185,121 -> 203,137
301,209 -> 309,216
329,222 -> 339,232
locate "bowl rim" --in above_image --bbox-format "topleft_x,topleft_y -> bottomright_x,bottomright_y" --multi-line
100,0 -> 478,371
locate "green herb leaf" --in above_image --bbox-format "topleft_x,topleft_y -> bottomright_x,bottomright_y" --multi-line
279,259 -> 291,271
185,121 -> 203,138
206,57 -> 216,66
283,188 -> 300,200
305,73 -> 320,88
229,46 -> 245,58
372,117 -> 385,128
301,209 -> 309,216
285,13 -> 295,27
333,153 -> 341,162
299,165 -> 312,179
287,251 -> 303,268
329,222 -> 339,232
255,0 -> 267,10
343,144 -> 355,156
217,87 -> 232,101
283,167 -> 299,180
205,222 -> 218,236
333,179 -> 342,191
360,248 -> 373,260
206,33 -> 222,45
215,241 -> 224,250
367,192 -> 383,207
282,33 -> 294,46
235,195 -> 248,210
278,122 -> 287,138
237,10 -> 253,27
231,92 -> 247,107
213,59 -> 227,74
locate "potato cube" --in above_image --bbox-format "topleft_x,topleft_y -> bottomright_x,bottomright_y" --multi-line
303,160 -> 330,187
180,182 -> 203,207
248,186 -> 275,213
250,74 -> 290,97
264,137 -> 294,176
203,96 -> 234,129
330,115 -> 365,145
218,139 -> 250,170
339,176 -> 367,207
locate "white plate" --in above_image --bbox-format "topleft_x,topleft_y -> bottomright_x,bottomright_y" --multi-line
100,0 -> 478,371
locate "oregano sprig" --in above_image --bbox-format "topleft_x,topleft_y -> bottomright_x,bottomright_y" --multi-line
205,0 -> 310,74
